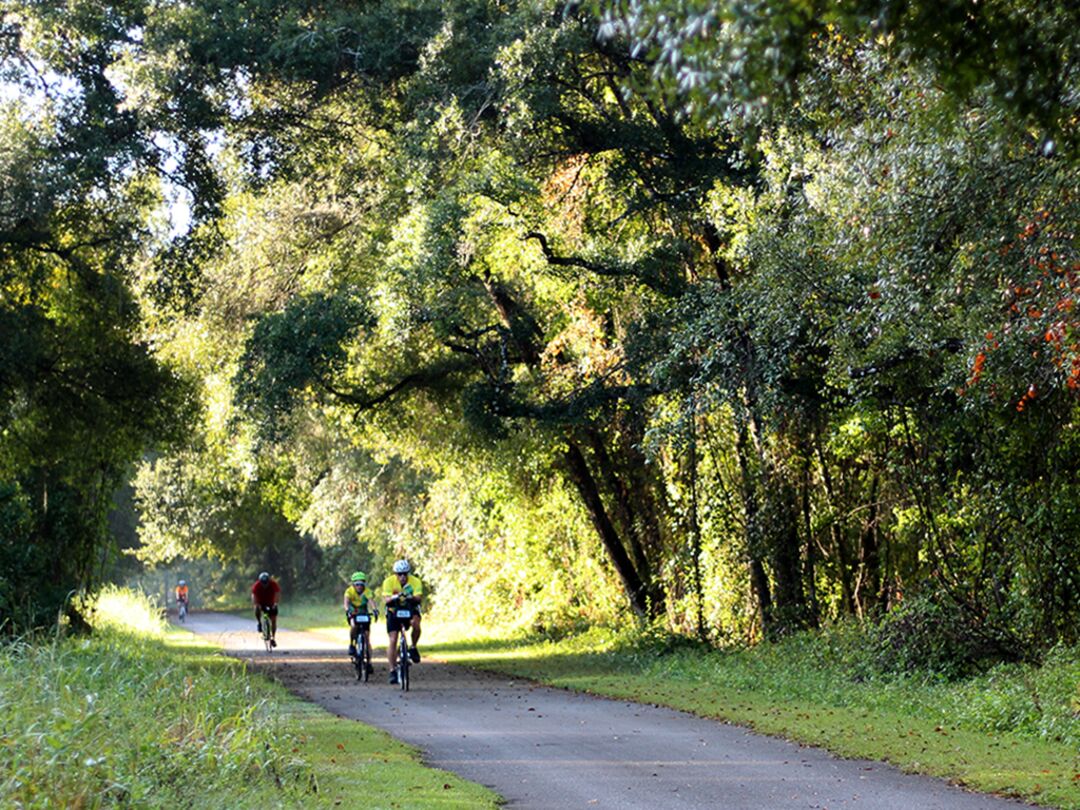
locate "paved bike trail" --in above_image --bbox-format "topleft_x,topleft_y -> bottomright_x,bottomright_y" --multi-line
182,612 -> 1035,810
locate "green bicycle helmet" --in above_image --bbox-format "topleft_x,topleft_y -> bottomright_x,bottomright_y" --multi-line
350,571 -> 367,584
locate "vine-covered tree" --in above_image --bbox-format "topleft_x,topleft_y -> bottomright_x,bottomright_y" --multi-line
5,0 -> 1078,660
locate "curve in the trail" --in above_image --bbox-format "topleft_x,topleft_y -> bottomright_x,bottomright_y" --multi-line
182,612 -> 1035,810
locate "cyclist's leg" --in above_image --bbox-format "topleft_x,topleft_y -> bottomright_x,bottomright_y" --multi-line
386,611 -> 400,681
408,614 -> 422,662
348,617 -> 359,655
410,614 -> 422,646
387,629 -> 398,668
254,605 -> 262,632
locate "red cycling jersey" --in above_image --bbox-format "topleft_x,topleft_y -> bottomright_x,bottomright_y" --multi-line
251,579 -> 280,607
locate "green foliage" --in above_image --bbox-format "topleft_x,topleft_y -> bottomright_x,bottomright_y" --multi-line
8,0 -> 1080,663
0,8 -> 198,630
869,594 -> 1009,679
234,291 -> 374,441
0,590 -> 312,807
598,0 -> 1080,148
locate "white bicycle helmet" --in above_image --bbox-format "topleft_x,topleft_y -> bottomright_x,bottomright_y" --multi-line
392,559 -> 411,574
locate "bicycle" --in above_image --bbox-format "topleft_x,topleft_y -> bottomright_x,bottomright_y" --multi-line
349,612 -> 374,682
391,601 -> 414,691
258,610 -> 274,653
177,600 -> 187,623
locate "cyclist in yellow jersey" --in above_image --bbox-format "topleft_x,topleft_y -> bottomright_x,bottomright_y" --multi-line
382,559 -> 423,683
343,571 -> 376,676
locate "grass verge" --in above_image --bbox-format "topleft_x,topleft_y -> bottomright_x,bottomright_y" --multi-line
418,620 -> 1077,810
279,599 -> 1080,807
0,588 -> 498,809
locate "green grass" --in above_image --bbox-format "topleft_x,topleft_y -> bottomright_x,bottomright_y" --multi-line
0,588 -> 499,809
281,700 -> 495,809
417,621 -> 1080,810
269,599 -> 1080,807
279,600 -> 346,638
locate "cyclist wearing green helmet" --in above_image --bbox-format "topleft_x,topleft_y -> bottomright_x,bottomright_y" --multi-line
343,571 -> 376,675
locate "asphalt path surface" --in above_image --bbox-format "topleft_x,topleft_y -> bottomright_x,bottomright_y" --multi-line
182,612 -> 1035,810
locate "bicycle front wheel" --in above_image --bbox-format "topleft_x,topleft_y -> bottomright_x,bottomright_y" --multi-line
358,639 -> 371,682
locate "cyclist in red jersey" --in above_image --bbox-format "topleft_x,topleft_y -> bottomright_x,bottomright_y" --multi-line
251,572 -> 280,647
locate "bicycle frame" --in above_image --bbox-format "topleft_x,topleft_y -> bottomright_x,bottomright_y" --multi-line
393,605 -> 412,691
352,614 -> 372,682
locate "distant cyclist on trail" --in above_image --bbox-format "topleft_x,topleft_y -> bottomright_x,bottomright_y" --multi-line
251,572 -> 280,648
175,580 -> 189,611
382,559 -> 423,684
343,570 -> 376,675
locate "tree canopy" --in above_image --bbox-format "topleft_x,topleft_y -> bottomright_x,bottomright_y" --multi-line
2,0 -> 1078,661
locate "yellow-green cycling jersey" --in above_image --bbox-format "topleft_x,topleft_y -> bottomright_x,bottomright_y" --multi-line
344,586 -> 376,615
381,574 -> 423,605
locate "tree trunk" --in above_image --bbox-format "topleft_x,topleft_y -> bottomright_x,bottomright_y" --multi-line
687,402 -> 707,640
766,475 -> 806,632
857,472 -> 882,614
582,428 -> 651,577
818,446 -> 856,615
734,415 -> 773,633
562,440 -> 653,618
482,278 -> 664,619
800,444 -> 819,628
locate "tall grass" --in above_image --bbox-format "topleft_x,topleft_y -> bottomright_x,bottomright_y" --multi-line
0,587 -> 312,809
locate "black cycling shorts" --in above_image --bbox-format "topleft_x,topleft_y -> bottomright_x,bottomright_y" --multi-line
256,604 -> 278,616
385,606 -> 420,633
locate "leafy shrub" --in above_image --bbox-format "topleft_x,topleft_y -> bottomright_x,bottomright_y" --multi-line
608,615 -> 711,660
869,594 -> 1013,678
